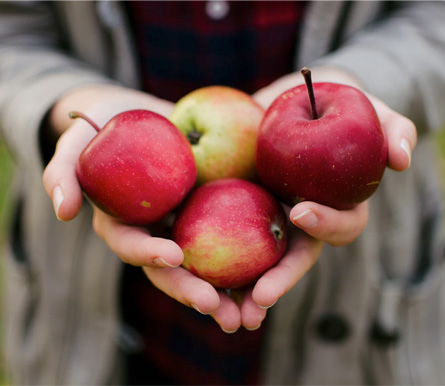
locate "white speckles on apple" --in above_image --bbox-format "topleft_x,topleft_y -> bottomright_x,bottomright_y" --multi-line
116,157 -> 125,165
282,91 -> 295,100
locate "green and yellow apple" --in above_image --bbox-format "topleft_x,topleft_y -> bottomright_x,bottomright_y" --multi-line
170,86 -> 264,185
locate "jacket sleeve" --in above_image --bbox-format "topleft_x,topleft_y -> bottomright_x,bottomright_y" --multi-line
313,1 -> 445,133
0,1 -> 114,170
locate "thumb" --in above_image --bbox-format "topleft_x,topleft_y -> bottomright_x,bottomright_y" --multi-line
42,122 -> 96,221
367,95 -> 417,172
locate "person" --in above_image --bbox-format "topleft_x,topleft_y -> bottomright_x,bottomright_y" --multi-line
0,1 -> 443,385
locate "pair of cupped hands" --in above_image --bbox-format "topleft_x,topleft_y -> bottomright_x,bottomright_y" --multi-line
42,67 -> 416,333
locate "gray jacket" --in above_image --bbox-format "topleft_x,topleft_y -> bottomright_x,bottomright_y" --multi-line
0,1 -> 444,385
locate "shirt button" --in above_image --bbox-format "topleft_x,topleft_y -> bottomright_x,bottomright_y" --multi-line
315,312 -> 351,343
205,0 -> 230,20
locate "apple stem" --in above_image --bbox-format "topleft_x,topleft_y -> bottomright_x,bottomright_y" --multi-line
301,67 -> 318,120
69,111 -> 101,132
187,128 -> 202,145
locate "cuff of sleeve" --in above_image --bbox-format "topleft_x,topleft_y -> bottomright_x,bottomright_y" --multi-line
2,70 -> 116,173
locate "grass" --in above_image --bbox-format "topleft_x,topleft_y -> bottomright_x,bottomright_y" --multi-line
0,140 -> 14,243
436,130 -> 445,193
0,139 -> 14,385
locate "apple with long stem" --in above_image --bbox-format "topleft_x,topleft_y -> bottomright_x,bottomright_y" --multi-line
256,67 -> 388,210
73,109 -> 197,225
173,178 -> 288,289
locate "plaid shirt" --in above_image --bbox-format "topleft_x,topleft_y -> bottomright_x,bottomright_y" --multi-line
123,1 -> 306,384
126,1 -> 306,102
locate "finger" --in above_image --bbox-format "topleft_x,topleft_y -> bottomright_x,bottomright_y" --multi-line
290,201 -> 369,247
92,208 -> 184,268
385,115 -> 416,171
210,290 -> 243,334
239,290 -> 267,331
42,122 -> 96,221
252,233 -> 323,308
252,72 -> 303,109
143,265 -> 221,315
369,97 -> 417,172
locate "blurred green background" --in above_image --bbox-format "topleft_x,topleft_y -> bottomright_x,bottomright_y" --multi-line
437,130 -> 445,193
0,139 -> 13,384
0,140 -> 13,248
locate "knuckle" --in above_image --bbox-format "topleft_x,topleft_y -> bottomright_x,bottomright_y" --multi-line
91,213 -> 104,239
42,166 -> 55,192
118,253 -> 131,265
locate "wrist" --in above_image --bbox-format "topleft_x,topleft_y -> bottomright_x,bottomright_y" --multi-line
47,84 -> 174,137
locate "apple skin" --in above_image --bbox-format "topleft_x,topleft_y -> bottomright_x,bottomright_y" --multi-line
170,86 -> 265,185
173,178 -> 288,289
76,110 -> 197,225
256,83 -> 388,210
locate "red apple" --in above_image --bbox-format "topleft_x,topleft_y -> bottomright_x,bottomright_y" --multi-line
173,178 -> 288,289
170,86 -> 264,185
74,109 -> 197,225
256,68 -> 388,210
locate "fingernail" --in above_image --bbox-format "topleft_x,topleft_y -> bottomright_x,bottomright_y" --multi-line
400,138 -> 411,167
292,209 -> 317,228
221,327 -> 238,334
245,323 -> 261,331
191,303 -> 211,315
154,257 -> 179,268
258,299 -> 277,309
53,186 -> 64,220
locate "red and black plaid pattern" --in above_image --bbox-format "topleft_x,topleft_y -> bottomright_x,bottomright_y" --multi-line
122,2 -> 306,384
126,1 -> 306,102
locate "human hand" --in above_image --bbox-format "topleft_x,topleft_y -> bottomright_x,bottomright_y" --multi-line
230,66 -> 418,330
42,84 -> 192,270
42,83 -> 175,220
41,84 -> 244,332
207,69 -> 418,331
90,207 -> 244,333
253,66 -> 417,246
89,204 -> 323,333
229,224 -> 323,331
